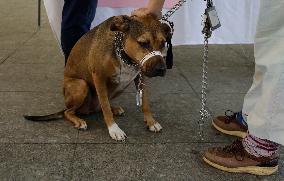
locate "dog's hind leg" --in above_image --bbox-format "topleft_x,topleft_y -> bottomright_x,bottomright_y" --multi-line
111,106 -> 125,116
63,77 -> 89,130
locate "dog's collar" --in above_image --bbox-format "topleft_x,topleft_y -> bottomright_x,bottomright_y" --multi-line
114,32 -> 139,67
120,50 -> 139,67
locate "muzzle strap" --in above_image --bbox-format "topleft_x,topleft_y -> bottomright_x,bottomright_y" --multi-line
140,51 -> 163,66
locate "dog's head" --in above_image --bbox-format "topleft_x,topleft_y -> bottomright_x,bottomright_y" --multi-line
110,14 -> 172,77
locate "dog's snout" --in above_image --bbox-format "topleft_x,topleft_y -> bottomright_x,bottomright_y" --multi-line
154,62 -> 166,77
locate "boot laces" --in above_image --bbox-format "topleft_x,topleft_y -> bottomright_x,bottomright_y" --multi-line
222,139 -> 246,161
224,110 -> 236,124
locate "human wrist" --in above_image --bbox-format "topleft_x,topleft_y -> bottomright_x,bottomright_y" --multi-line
148,8 -> 162,17
146,0 -> 164,16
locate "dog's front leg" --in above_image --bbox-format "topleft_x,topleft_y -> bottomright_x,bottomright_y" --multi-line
135,75 -> 162,132
92,73 -> 127,141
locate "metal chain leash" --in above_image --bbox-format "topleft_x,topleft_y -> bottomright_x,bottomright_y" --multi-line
161,0 -> 187,21
198,0 -> 217,140
162,0 -> 216,140
114,32 -> 124,61
198,32 -> 211,140
161,0 -> 187,35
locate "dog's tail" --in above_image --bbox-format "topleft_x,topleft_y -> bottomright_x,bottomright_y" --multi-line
24,109 -> 66,121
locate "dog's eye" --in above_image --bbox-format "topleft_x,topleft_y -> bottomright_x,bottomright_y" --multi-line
138,41 -> 150,49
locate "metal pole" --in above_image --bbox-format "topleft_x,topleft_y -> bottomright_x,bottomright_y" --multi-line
38,0 -> 41,27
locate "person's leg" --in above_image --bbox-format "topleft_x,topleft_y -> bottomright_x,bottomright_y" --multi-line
203,0 -> 284,175
242,0 -> 284,145
61,0 -> 98,63
242,134 -> 279,158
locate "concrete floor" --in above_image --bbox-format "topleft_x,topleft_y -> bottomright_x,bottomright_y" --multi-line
0,1 -> 283,180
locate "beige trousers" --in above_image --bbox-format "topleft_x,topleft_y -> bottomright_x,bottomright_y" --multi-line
242,0 -> 284,145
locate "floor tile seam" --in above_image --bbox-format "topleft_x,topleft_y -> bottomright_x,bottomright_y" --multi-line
69,130 -> 79,180
175,65 -> 201,98
0,91 -> 248,95
0,29 -> 39,65
7,62 -> 62,65
174,65 -> 247,120
0,91 -> 199,95
176,66 -> 255,74
0,141 -> 230,145
233,44 -> 255,62
0,90 -> 62,93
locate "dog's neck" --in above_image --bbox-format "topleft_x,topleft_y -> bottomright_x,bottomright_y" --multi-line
114,32 -> 139,67
120,50 -> 138,67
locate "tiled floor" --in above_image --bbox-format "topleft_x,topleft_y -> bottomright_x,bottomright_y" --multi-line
0,1 -> 282,180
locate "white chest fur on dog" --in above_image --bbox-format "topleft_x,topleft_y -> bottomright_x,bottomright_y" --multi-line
110,61 -> 140,98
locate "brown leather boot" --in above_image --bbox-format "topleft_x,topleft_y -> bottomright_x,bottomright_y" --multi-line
203,140 -> 279,175
213,110 -> 248,138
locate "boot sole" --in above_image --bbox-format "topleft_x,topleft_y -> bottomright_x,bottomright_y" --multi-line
203,157 -> 278,176
212,120 -> 248,138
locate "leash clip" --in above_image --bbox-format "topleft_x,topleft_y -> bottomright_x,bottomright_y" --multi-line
205,6 -> 221,31
136,89 -> 143,107
136,73 -> 144,107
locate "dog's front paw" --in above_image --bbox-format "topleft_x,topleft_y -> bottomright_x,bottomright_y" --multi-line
149,122 -> 162,133
108,123 -> 127,141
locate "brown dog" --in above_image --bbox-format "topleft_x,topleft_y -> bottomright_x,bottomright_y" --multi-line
25,14 -> 171,141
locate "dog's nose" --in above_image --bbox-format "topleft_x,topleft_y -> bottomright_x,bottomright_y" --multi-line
154,62 -> 166,77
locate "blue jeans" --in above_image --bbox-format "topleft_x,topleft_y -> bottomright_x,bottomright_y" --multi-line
61,0 -> 98,63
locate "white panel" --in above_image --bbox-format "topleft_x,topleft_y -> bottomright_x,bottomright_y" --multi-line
44,0 -> 260,45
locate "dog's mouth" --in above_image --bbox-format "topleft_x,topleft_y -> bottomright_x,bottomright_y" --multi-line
139,51 -> 167,77
142,60 -> 167,78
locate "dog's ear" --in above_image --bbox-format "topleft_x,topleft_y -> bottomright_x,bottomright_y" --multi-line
110,15 -> 131,32
161,23 -> 174,69
161,23 -> 172,41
